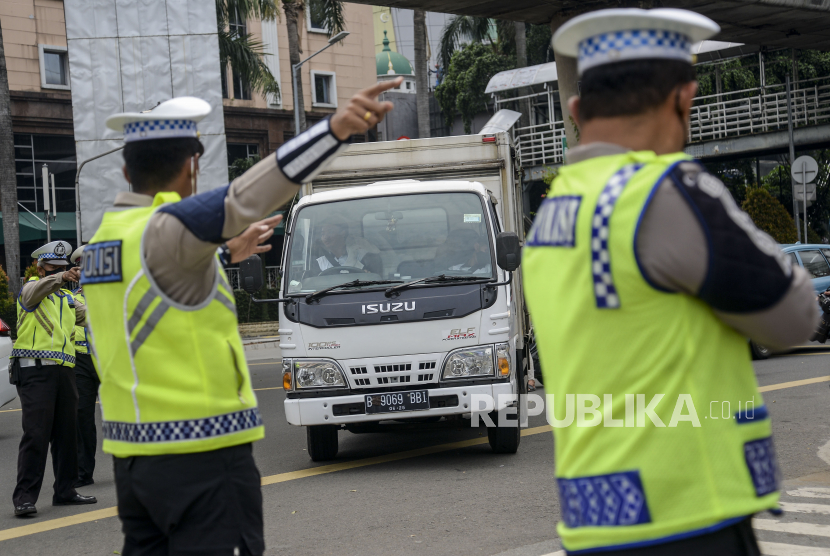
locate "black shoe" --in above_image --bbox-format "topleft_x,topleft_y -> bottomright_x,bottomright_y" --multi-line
73,478 -> 94,488
14,502 -> 37,516
53,493 -> 97,506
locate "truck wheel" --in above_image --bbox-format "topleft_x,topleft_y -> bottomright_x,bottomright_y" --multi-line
488,411 -> 520,454
307,425 -> 339,461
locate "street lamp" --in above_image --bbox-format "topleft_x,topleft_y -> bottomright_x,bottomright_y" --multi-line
292,30 -> 350,135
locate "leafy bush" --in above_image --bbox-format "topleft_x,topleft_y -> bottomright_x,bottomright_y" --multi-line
229,155 -> 261,181
741,187 -> 798,244
0,267 -> 17,339
23,261 -> 38,281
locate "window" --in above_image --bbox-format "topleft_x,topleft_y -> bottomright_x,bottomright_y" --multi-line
38,45 -> 70,90
286,192 -> 493,294
227,143 -> 259,166
798,250 -> 830,278
789,253 -> 799,267
14,134 -> 77,214
227,9 -> 251,100
311,71 -> 336,108
306,0 -> 328,33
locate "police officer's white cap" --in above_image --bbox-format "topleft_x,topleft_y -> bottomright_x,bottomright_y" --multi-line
105,97 -> 211,143
553,8 -> 720,75
70,245 -> 84,264
32,240 -> 72,265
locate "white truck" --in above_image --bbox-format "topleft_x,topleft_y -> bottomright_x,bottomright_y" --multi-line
240,132 -> 528,461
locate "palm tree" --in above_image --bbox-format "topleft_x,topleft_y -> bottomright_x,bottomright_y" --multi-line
282,0 -> 345,133
0,20 -> 20,294
438,15 -> 515,78
413,10 -> 430,139
216,0 -> 281,98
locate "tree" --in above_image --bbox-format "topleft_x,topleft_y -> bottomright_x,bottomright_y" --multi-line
438,16 -> 518,78
282,0 -> 345,133
413,10 -> 430,139
0,20 -> 19,295
435,43 -> 513,133
741,187 -> 798,244
217,0 -> 281,98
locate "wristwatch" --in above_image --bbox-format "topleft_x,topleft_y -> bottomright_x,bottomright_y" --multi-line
217,243 -> 231,268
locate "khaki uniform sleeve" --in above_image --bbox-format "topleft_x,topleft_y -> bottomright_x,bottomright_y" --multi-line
636,164 -> 818,351
19,274 -> 67,310
144,154 -> 300,306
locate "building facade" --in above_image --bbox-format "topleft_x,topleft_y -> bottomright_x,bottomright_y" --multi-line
0,0 -> 376,266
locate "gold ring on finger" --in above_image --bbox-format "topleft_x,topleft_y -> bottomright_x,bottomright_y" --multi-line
363,111 -> 373,122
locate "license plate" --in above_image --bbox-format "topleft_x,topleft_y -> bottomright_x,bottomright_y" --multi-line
365,390 -> 430,414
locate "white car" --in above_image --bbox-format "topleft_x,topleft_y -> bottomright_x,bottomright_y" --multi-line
0,319 -> 15,407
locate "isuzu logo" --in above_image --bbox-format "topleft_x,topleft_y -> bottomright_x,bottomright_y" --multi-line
361,302 -> 416,314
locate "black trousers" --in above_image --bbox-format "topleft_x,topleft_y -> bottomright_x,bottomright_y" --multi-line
13,363 -> 79,506
580,517 -> 760,556
114,443 -> 264,556
74,354 -> 100,482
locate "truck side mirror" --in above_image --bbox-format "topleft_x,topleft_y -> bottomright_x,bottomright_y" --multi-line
496,232 -> 521,272
239,255 -> 264,293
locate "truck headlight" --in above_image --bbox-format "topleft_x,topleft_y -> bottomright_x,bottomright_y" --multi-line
294,360 -> 347,389
442,346 -> 494,379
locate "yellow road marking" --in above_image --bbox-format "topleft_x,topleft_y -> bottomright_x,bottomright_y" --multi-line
0,507 -> 119,542
2,369 -> 830,540
759,375 -> 830,393
0,425 -> 552,542
0,409 -> 20,413
254,387 -> 282,391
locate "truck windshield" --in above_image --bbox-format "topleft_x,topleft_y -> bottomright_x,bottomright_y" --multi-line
285,192 -> 494,294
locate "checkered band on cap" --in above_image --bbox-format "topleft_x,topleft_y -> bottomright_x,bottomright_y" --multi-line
123,119 -> 198,143
578,29 -> 691,73
37,253 -> 62,260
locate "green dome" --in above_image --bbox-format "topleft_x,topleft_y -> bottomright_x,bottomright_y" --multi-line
376,30 -> 413,76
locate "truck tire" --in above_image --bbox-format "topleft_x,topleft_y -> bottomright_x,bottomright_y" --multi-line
488,411 -> 520,454
307,425 -> 339,461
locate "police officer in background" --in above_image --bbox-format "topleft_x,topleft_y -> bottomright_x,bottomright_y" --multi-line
81,78 -> 402,555
69,245 -> 100,488
12,241 -> 97,517
523,9 -> 818,555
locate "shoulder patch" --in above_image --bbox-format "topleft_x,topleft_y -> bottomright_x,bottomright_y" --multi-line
526,195 -> 582,247
81,240 -> 123,284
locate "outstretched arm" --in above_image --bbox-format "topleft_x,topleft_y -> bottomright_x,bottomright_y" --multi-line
143,78 -> 403,306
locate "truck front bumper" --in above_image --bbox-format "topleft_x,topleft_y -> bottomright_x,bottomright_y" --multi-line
284,382 -> 515,426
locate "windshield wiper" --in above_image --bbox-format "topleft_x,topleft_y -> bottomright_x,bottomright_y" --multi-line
306,279 -> 402,303
385,274 -> 492,297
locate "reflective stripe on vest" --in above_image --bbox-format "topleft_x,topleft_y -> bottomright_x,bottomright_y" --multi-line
522,151 -> 777,553
83,191 -> 262,457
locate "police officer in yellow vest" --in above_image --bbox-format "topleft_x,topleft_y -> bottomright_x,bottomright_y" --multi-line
524,9 -> 819,555
68,245 -> 100,489
12,241 -> 97,517
81,80 -> 402,555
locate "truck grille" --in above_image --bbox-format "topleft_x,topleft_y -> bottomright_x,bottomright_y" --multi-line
342,355 -> 443,389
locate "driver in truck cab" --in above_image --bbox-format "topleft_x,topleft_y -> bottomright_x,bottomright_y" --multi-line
434,228 -> 491,274
311,215 -> 382,275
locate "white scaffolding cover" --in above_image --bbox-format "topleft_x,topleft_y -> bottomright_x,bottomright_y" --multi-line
65,0 -> 229,241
